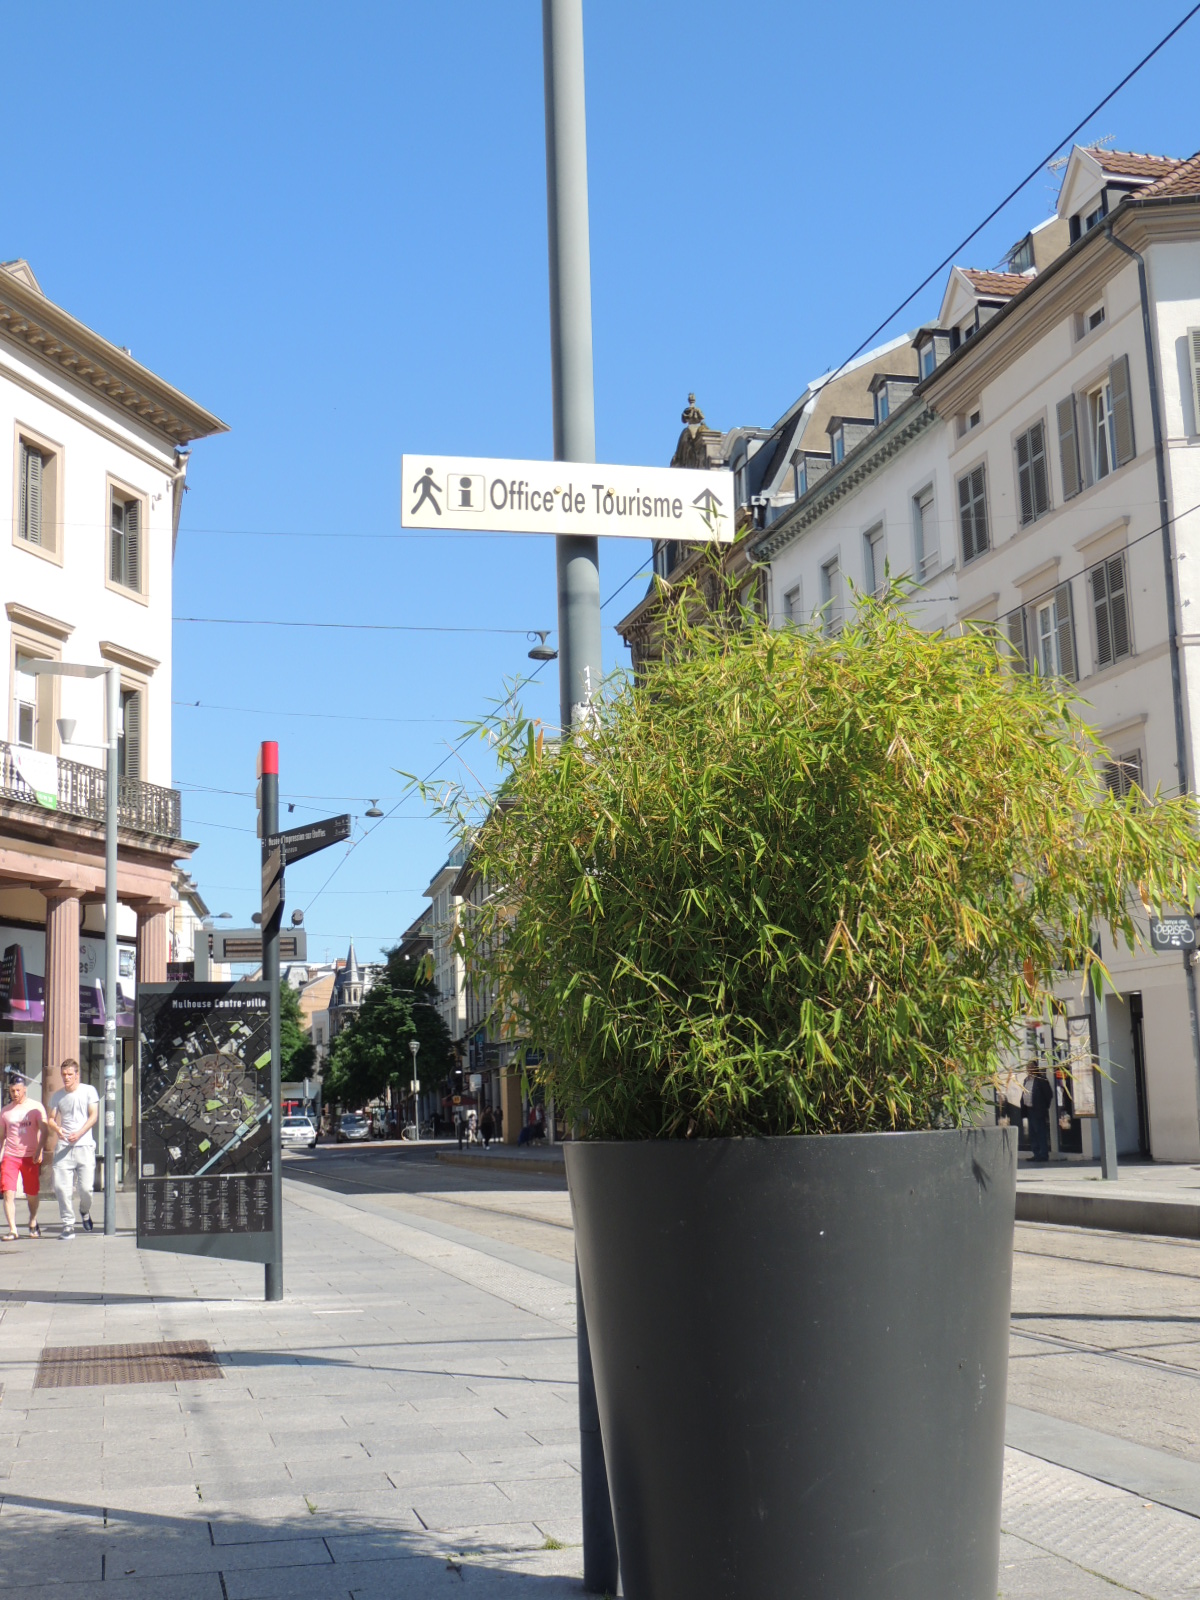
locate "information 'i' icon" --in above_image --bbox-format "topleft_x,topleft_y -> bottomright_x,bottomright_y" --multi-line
452,474 -> 485,512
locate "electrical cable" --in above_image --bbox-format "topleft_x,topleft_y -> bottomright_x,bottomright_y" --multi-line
173,700 -> 458,725
821,1 -> 1200,388
174,615 -> 535,636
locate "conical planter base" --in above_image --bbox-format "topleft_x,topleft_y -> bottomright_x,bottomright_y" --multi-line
566,1128 -> 1016,1600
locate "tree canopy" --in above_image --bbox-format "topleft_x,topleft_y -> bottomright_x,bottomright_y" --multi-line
323,965 -> 454,1109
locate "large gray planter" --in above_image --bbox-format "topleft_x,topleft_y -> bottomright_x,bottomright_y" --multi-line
565,1128 -> 1016,1600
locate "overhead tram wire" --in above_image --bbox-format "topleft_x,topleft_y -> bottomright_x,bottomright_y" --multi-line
297,556 -> 666,923
174,700 -> 458,725
820,0 -> 1200,388
174,616 -> 533,636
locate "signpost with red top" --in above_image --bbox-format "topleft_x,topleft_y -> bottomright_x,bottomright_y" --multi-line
258,741 -> 284,1301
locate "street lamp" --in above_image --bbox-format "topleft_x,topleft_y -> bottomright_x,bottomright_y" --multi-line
408,1036 -> 420,1142
30,660 -> 119,1236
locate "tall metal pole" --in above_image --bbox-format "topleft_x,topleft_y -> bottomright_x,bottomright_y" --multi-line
542,4 -> 618,1594
1090,939 -> 1119,1180
261,741 -> 283,1302
544,0 -> 602,731
103,666 -> 119,1236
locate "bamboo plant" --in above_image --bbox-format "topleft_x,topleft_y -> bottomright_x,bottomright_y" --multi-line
417,583 -> 1200,1140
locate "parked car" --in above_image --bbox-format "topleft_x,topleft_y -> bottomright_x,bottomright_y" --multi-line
337,1112 -> 371,1143
281,1115 -> 318,1151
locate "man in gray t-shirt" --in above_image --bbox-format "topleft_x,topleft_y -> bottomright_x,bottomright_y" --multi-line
49,1058 -> 99,1239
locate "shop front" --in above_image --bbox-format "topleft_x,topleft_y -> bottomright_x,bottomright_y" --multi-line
0,920 -> 137,1180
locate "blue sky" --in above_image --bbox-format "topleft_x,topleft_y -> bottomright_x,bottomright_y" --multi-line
7,0 -> 1200,963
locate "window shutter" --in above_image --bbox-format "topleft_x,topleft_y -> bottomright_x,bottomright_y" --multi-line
1054,583 -> 1076,681
1030,422 -> 1049,516
1109,355 -> 1135,467
1015,432 -> 1034,525
121,690 -> 142,781
110,500 -> 125,586
1005,607 -> 1028,669
124,500 -> 141,592
1057,396 -> 1081,500
1106,554 -> 1130,659
1190,328 -> 1200,434
20,444 -> 42,545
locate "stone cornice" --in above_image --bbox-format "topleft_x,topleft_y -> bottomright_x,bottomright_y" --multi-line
99,640 -> 161,674
0,269 -> 227,446
751,402 -> 938,562
5,602 -> 74,640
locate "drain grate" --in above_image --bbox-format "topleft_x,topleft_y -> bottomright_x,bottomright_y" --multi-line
34,1340 -> 223,1389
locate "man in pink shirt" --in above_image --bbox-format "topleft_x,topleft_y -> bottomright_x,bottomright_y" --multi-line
1,1070 -> 46,1240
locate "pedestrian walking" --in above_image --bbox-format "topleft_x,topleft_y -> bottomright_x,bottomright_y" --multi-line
455,1112 -> 465,1152
1,1070 -> 46,1240
480,1107 -> 495,1150
49,1058 -> 98,1240
1026,1065 -> 1053,1162
466,1108 -> 478,1146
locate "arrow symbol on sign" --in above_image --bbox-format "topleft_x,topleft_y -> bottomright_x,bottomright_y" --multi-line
692,488 -> 724,514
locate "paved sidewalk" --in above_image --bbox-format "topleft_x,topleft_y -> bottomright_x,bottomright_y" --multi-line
0,1177 -> 585,1598
2,1166 -> 1200,1596
1017,1158 -> 1200,1238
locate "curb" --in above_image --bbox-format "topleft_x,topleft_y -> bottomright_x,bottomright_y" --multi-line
1016,1188 -> 1200,1239
435,1149 -> 566,1179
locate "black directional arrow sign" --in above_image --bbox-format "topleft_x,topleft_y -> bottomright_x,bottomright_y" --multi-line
264,814 -> 352,866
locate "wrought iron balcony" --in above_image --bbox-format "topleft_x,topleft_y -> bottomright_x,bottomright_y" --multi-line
0,741 -> 182,840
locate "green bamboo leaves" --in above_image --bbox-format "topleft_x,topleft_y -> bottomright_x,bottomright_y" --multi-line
426,586 -> 1200,1140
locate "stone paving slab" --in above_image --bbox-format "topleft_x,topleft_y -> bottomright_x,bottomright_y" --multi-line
3,1168 -> 1200,1597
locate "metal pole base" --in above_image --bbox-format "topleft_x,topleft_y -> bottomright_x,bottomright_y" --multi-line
265,1262 -> 282,1302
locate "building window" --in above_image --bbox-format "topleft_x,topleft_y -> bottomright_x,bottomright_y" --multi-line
109,492 -> 143,593
1102,751 -> 1142,799
875,390 -> 889,425
832,429 -> 845,464
1189,327 -> 1200,434
1015,421 -> 1051,526
957,465 -> 989,564
920,345 -> 936,379
14,654 -> 39,748
14,432 -> 60,556
118,687 -> 143,780
1090,552 -> 1132,668
1032,585 -> 1076,680
782,584 -> 801,626
863,525 -> 885,598
1074,304 -> 1105,340
1084,198 -> 1107,234
912,485 -> 937,579
820,557 -> 841,635
1088,380 -> 1116,481
1083,357 -> 1136,486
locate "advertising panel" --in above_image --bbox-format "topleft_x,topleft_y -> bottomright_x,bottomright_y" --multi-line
136,982 -> 275,1264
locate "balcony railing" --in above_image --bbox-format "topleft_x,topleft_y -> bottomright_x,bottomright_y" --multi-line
0,741 -> 182,840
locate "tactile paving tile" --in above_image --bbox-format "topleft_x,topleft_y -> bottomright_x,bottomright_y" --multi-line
33,1339 -> 222,1389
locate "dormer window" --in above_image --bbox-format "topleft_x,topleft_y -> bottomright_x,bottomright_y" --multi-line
921,345 -> 936,379
832,428 -> 845,464
875,390 -> 889,425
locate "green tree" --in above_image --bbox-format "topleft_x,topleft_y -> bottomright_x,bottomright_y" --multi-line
421,581 -> 1200,1140
324,971 -> 453,1109
280,982 -> 315,1079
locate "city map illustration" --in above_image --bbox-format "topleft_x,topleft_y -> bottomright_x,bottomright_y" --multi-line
139,989 -> 273,1178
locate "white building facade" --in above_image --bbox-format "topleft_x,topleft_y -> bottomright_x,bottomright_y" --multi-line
755,146 -> 1200,1160
0,257 -> 224,1172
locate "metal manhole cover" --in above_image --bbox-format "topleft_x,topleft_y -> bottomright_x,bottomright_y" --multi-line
34,1340 -> 223,1389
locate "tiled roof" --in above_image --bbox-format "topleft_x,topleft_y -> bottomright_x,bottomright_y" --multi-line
1137,149 -> 1200,198
1086,148 -> 1181,179
961,270 -> 1029,299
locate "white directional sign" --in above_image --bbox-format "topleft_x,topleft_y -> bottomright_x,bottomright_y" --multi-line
401,454 -> 736,542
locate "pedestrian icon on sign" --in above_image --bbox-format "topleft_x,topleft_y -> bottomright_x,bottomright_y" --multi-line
410,467 -> 442,517
451,474 -> 485,513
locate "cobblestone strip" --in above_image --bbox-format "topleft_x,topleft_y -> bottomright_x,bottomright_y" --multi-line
283,1179 -> 578,1333
1004,1448 -> 1200,1599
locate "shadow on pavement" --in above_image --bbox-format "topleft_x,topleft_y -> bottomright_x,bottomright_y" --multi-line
0,1490 -> 583,1597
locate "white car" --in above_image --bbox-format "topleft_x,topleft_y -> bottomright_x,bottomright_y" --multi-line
281,1114 -> 318,1150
